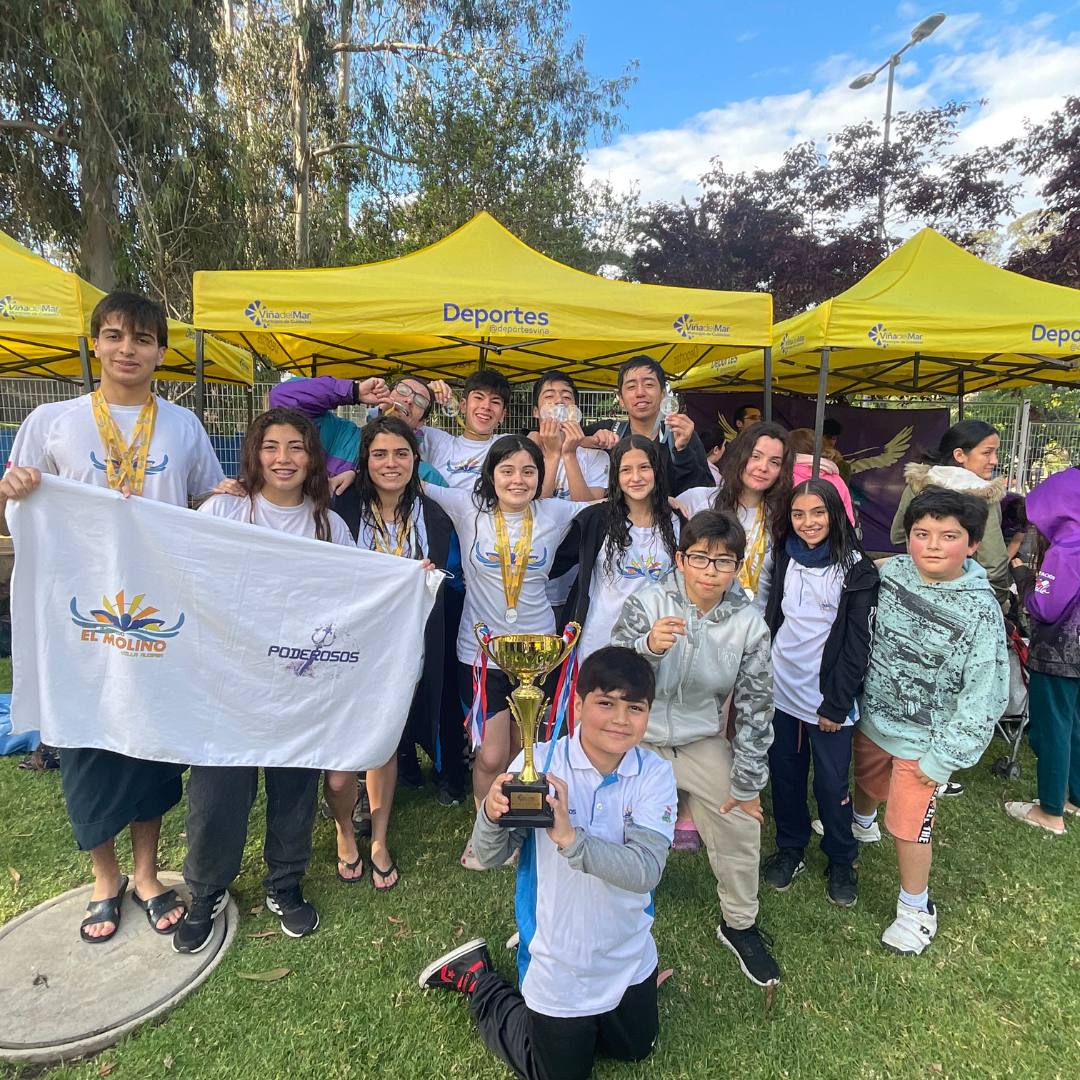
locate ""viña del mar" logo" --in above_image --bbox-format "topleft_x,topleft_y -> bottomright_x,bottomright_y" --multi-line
867,322 -> 924,349
673,313 -> 731,341
244,299 -> 312,329
0,295 -> 61,321
70,589 -> 185,657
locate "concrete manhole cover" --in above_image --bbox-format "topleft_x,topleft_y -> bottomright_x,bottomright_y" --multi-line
0,872 -> 237,1064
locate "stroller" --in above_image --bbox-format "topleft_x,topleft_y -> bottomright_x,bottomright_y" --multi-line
991,621 -> 1030,780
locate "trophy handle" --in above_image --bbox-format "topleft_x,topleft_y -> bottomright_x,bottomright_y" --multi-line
543,621 -> 581,678
473,622 -> 500,668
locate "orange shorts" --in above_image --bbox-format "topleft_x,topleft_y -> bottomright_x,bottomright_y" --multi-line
853,729 -> 937,844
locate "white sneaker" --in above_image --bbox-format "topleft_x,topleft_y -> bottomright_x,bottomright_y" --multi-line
505,931 -> 520,950
852,818 -> 881,843
460,840 -> 520,871
813,817 -> 881,842
881,899 -> 937,956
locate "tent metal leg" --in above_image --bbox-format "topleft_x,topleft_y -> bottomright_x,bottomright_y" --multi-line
957,370 -> 965,420
763,346 -> 773,421
812,348 -> 830,479
195,330 -> 206,423
78,336 -> 93,393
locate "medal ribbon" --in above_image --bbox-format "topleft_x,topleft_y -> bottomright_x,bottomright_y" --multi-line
369,502 -> 413,558
90,391 -> 157,495
466,624 -> 493,749
740,502 -> 768,595
543,623 -> 582,773
493,505 -> 533,616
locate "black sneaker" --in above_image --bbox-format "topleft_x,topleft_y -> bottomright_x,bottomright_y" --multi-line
825,862 -> 858,908
353,783 -> 372,837
436,780 -> 462,807
417,939 -> 492,993
762,848 -> 805,892
265,886 -> 319,938
172,889 -> 229,954
717,920 -> 781,986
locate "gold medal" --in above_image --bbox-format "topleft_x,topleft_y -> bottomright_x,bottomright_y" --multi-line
369,502 -> 413,558
494,506 -> 533,624
90,391 -> 157,495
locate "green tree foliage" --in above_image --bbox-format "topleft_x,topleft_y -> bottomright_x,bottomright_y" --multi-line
1005,96 -> 1080,288
0,0 -> 629,311
631,102 -> 1018,319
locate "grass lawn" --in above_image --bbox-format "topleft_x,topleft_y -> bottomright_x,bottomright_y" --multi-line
1,652 -> 1077,1079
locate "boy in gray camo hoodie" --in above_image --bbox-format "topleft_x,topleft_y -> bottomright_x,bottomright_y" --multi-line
613,509 -> 779,987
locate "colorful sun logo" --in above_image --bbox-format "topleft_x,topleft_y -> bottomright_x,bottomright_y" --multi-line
70,589 -> 185,641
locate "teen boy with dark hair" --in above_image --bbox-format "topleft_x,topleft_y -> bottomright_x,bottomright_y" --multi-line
419,646 -> 676,1080
423,369 -> 513,489
0,290 -> 224,942
613,509 -> 780,986
528,371 -> 608,502
854,489 -> 1008,955
591,355 -> 712,495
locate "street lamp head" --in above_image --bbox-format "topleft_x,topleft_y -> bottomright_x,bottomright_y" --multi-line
910,12 -> 946,42
849,72 -> 877,90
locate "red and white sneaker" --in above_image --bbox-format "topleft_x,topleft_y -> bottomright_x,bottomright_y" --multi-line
418,939 -> 493,994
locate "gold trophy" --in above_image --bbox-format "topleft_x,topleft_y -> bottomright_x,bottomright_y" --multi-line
475,623 -> 581,828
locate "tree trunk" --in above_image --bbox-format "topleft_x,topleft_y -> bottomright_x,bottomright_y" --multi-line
77,108 -> 119,290
292,0 -> 311,265
337,0 -> 353,239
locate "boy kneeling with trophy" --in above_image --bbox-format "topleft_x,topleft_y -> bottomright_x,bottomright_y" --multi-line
419,646 -> 677,1080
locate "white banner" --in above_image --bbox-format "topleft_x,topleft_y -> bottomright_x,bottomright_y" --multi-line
9,476 -> 440,770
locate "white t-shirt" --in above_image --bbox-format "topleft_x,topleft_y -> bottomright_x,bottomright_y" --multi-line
199,492 -> 354,547
420,427 -> 495,491
8,394 -> 224,507
550,447 -> 610,500
772,560 -> 856,727
545,447 -> 611,606
355,496 -> 428,559
679,485 -> 773,606
579,517 -> 680,660
513,732 -> 676,1017
422,485 -> 590,664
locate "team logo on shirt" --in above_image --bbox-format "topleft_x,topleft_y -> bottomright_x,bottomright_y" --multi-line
473,543 -> 548,569
618,555 -> 670,581
447,457 -> 484,477
267,623 -> 361,676
71,589 -> 185,656
90,451 -> 170,476
661,805 -> 674,824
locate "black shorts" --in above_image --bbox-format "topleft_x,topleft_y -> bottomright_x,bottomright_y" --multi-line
60,748 -> 185,851
457,663 -> 562,724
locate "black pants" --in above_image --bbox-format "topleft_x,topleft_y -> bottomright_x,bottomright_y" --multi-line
768,708 -> 858,866
183,765 -> 319,897
470,968 -> 658,1080
433,586 -> 467,792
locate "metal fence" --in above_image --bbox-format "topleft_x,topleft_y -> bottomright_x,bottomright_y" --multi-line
2,376 -> 1076,489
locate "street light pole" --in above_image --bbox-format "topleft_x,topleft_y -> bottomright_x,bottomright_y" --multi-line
850,12 -> 946,247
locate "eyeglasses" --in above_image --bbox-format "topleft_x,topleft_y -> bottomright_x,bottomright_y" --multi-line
390,384 -> 431,411
682,552 -> 740,573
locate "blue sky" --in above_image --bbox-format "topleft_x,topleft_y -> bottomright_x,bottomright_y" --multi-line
570,1 -> 1080,208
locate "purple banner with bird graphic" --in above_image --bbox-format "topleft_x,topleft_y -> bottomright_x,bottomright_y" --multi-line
684,393 -> 950,553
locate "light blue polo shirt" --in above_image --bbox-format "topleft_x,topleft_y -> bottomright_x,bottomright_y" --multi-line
511,731 -> 676,1017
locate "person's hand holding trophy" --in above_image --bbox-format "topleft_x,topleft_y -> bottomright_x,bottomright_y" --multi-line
474,623 -> 581,828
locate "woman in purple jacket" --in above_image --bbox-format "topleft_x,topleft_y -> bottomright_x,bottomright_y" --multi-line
1006,466 -> 1080,836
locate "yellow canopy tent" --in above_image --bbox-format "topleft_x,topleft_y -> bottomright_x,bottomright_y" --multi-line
192,212 -> 772,388
675,227 -> 1080,397
0,230 -> 253,389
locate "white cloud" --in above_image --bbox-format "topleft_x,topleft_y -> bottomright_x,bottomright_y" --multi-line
584,21 -> 1080,220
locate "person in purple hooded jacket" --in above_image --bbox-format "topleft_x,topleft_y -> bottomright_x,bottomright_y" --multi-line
1006,466 -> 1080,836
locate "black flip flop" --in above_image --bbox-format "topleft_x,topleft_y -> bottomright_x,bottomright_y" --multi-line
371,861 -> 400,891
80,874 -> 129,944
132,887 -> 187,935
336,855 -> 365,884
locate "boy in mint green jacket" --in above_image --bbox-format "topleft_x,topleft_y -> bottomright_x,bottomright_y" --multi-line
855,489 -> 1008,957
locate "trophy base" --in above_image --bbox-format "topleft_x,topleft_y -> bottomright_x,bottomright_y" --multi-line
498,775 -> 555,829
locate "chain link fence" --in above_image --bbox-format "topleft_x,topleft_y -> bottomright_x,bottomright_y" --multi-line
2,375 -> 1075,489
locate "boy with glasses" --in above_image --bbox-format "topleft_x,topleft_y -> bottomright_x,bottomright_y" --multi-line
613,510 -> 780,986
